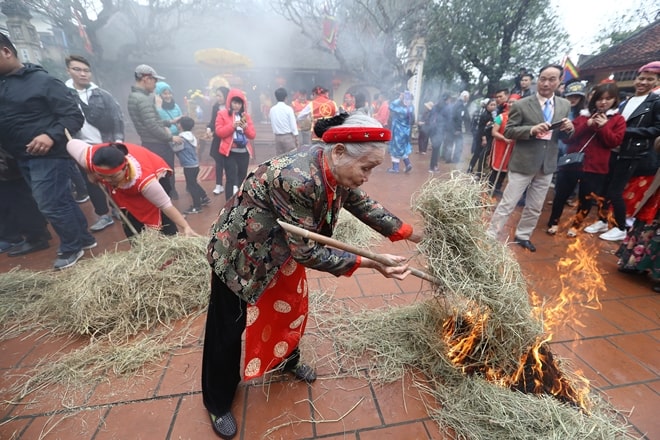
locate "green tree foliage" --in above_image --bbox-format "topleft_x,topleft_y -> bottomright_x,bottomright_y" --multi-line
423,0 -> 570,95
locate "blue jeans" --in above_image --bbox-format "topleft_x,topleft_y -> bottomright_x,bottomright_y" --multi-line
19,157 -> 94,254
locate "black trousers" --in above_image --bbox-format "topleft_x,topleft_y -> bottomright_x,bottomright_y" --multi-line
548,169 -> 607,229
183,167 -> 207,207
202,272 -> 248,415
0,177 -> 50,243
223,151 -> 250,202
201,272 -> 301,415
418,129 -> 429,153
602,155 -> 639,230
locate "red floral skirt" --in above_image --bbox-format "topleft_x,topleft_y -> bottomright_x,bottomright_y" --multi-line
243,258 -> 308,380
624,176 -> 660,223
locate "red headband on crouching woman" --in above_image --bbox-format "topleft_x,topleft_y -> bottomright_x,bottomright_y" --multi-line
321,127 -> 392,143
91,160 -> 127,176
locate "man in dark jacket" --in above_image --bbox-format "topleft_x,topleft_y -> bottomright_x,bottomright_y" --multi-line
127,64 -> 181,197
0,33 -> 96,269
443,90 -> 471,163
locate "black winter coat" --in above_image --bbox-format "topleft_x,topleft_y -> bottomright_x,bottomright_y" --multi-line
0,63 -> 84,160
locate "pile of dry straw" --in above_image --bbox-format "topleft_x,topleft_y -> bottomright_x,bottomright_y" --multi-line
314,173 -> 636,439
0,231 -> 210,398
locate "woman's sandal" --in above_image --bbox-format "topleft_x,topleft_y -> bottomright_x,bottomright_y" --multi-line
547,225 -> 559,235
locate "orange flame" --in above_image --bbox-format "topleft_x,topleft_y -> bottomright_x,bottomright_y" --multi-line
442,236 -> 604,410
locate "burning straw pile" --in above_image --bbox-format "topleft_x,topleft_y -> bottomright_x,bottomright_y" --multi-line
0,231 -> 210,398
318,173 -> 635,439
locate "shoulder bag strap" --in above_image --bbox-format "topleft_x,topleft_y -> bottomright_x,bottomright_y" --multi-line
577,133 -> 597,153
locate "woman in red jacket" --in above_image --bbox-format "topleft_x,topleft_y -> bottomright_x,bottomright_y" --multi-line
546,82 -> 626,237
214,89 -> 256,202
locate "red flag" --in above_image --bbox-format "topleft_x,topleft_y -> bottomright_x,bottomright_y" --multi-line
322,14 -> 338,53
73,9 -> 93,54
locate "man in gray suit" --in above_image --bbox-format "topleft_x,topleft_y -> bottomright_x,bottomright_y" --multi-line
487,64 -> 574,251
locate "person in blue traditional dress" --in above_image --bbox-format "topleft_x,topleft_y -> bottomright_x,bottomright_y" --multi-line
387,91 -> 415,173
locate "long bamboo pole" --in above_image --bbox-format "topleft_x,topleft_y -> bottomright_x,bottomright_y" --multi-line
277,219 -> 441,285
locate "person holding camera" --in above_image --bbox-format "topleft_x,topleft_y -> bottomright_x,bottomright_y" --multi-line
214,89 -> 256,202
546,82 -> 626,238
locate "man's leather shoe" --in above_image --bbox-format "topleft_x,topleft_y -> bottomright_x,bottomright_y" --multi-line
514,237 -> 536,252
7,240 -> 50,257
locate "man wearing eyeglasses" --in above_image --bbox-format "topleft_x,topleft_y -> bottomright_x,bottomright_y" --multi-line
65,55 -> 125,232
0,33 -> 96,269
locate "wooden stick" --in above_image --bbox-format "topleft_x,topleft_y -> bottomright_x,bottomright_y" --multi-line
277,219 -> 441,285
64,129 -> 140,236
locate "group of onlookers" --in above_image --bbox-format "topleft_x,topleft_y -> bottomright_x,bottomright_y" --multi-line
469,61 -> 660,293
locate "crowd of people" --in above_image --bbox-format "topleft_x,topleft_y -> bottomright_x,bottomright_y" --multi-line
477,63 -> 659,296
1,27 -> 659,438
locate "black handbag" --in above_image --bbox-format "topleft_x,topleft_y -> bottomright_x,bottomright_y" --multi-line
557,133 -> 595,168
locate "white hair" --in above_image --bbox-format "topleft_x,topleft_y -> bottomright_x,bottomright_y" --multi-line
322,114 -> 387,157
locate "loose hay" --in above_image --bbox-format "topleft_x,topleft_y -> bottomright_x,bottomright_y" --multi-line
0,231 -> 210,397
1,231 -> 209,340
314,173 -> 637,439
412,173 -> 541,374
332,209 -> 382,249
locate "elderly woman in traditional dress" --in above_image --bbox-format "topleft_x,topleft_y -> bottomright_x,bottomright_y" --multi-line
202,113 -> 422,439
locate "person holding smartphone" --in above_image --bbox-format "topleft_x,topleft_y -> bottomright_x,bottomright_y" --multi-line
546,82 -> 626,237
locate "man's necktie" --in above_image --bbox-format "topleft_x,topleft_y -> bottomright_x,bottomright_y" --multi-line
543,99 -> 552,123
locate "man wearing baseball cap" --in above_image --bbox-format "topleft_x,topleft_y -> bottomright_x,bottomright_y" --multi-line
127,64 -> 182,197
584,61 -> 660,241
134,64 -> 165,81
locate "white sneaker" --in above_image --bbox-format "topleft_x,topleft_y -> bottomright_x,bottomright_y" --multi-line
599,227 -> 627,241
583,220 -> 608,234
212,185 -> 224,195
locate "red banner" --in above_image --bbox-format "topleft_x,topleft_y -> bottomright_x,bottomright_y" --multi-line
322,14 -> 338,53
